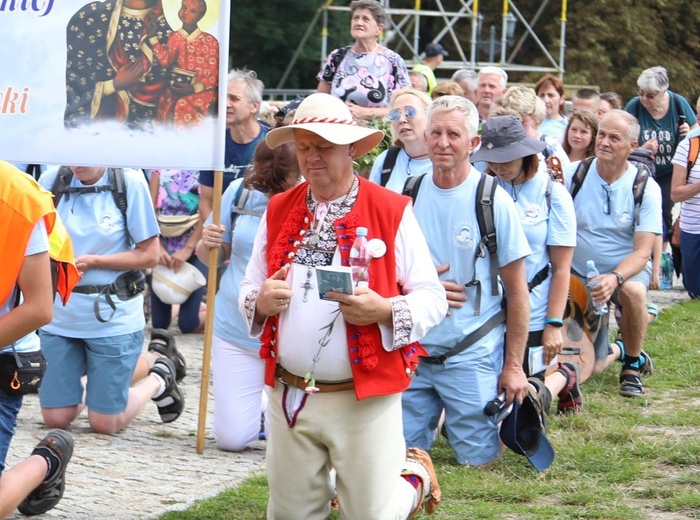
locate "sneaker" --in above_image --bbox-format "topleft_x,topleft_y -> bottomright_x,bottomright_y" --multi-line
556,362 -> 584,414
619,371 -> 645,398
405,447 -> 441,516
639,349 -> 654,376
148,328 -> 186,382
18,429 -> 74,516
527,377 -> 549,433
150,358 -> 185,423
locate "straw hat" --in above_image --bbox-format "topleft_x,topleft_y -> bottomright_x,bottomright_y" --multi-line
265,93 -> 384,158
151,263 -> 206,305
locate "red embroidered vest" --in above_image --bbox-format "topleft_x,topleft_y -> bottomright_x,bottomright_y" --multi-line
261,176 -> 427,400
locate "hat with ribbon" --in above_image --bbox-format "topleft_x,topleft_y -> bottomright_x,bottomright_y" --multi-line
265,93 -> 384,159
151,263 -> 206,305
470,115 -> 547,164
499,393 -> 555,471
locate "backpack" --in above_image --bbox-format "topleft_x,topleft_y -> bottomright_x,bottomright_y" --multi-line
230,181 -> 263,232
51,166 -> 127,220
379,146 -> 402,187
569,157 -> 650,226
686,135 -> 700,172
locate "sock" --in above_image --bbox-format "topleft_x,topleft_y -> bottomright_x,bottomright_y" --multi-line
615,340 -> 626,363
151,373 -> 168,401
32,447 -> 59,481
623,355 -> 641,372
401,474 -> 421,490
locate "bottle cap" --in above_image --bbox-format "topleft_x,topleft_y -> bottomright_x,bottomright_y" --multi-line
586,260 -> 595,270
356,227 -> 368,237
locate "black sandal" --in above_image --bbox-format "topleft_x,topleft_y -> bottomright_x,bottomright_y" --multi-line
148,329 -> 186,382
619,372 -> 644,398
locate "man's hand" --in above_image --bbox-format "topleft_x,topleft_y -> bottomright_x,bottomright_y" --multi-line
170,248 -> 191,271
498,363 -> 529,406
158,249 -> 172,268
75,254 -> 98,276
590,273 -> 617,304
326,286 -> 392,326
436,263 -> 467,316
256,265 -> 293,318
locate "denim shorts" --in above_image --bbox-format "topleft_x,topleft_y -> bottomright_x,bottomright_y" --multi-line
0,388 -> 23,475
38,330 -> 144,415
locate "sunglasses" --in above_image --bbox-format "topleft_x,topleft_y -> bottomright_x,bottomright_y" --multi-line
388,106 -> 420,121
638,90 -> 661,99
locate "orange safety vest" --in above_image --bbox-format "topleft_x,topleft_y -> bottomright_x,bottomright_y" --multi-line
0,161 -> 79,305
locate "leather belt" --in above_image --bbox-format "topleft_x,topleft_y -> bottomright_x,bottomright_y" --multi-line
275,365 -> 354,393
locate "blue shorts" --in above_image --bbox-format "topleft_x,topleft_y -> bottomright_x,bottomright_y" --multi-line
402,335 -> 504,466
0,388 -> 23,475
38,330 -> 144,415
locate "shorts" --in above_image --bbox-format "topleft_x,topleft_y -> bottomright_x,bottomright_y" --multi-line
38,330 -> 144,415
573,262 -> 652,360
0,388 -> 23,475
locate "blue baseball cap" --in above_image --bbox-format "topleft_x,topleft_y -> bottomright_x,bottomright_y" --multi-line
499,394 -> 555,471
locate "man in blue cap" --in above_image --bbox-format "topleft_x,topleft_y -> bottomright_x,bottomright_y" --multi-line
412,43 -> 449,95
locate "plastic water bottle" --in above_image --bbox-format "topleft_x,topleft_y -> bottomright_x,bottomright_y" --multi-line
586,260 -> 609,315
349,227 -> 371,287
660,251 -> 673,290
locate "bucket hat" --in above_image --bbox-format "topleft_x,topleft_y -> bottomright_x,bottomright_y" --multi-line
470,115 -> 546,163
151,263 -> 206,305
265,93 -> 384,159
499,393 -> 555,471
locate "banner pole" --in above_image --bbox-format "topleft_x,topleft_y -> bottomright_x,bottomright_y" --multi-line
196,170 -> 223,454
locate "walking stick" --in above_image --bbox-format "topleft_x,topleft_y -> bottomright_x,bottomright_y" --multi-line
196,170 -> 222,454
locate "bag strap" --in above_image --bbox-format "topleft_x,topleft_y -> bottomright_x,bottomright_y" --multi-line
231,182 -> 263,233
687,136 -> 700,174
632,163 -> 650,226
528,264 -> 550,293
569,156 -> 595,201
380,146 -> 402,187
52,167 -> 127,220
401,172 -> 427,202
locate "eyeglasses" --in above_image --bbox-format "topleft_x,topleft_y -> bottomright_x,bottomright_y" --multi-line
602,184 -> 612,215
388,106 -> 420,121
638,90 -> 661,99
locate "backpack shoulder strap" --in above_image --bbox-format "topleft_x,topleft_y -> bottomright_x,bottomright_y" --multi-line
231,182 -> 263,232
687,136 -> 700,173
632,163 -> 650,227
545,175 -> 554,212
401,173 -> 427,204
569,157 -> 595,200
51,166 -> 74,207
109,168 -> 127,219
476,173 -> 499,297
380,146 -> 402,187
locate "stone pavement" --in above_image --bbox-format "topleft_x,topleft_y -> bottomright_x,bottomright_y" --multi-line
4,284 -> 690,519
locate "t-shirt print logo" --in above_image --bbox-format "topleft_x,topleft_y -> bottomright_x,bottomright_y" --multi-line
453,221 -> 474,249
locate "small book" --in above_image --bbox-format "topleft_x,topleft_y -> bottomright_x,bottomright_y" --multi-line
315,266 -> 354,301
170,67 -> 197,86
528,346 -> 557,376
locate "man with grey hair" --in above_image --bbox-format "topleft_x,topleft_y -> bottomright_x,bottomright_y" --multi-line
625,66 -> 698,246
199,69 -> 268,219
401,95 -> 531,467
451,69 -> 478,103
475,66 -> 508,121
564,109 -> 662,397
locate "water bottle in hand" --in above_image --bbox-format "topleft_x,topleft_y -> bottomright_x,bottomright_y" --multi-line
586,260 -> 609,315
349,227 -> 371,287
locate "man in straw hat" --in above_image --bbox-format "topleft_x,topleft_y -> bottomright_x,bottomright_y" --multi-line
240,93 -> 447,519
400,97 -> 532,467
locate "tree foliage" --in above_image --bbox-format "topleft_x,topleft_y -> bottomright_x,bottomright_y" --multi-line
229,0 -> 700,105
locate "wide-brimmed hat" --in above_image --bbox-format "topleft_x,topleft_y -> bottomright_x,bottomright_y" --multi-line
470,115 -> 546,163
265,93 -> 384,159
499,394 -> 555,471
151,263 -> 206,305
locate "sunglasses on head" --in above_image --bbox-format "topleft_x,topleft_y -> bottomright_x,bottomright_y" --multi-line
388,106 -> 419,121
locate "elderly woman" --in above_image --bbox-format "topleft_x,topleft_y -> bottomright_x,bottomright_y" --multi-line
563,109 -> 599,163
471,115 -> 581,414
368,87 -> 432,192
195,140 -> 301,451
317,0 -> 410,121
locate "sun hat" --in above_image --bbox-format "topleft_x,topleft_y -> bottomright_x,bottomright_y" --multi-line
470,115 -> 546,163
265,93 -> 384,159
424,43 -> 449,57
499,393 -> 555,471
151,263 -> 206,305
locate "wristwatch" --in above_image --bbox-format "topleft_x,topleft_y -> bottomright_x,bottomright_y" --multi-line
611,271 -> 624,286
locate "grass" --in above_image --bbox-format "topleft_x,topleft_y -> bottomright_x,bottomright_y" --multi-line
160,299 -> 700,520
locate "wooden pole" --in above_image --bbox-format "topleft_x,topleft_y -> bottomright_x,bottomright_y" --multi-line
196,170 -> 222,454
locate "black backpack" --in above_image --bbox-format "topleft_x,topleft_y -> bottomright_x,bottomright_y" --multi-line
51,166 -> 127,221
380,146 -> 402,187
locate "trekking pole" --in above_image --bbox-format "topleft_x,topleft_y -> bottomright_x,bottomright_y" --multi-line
196,170 -> 222,454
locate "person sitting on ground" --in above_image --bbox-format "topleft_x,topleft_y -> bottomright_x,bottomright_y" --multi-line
451,69 -> 478,103
430,81 -> 464,100
571,88 -> 600,114
37,165 -> 185,434
535,74 -> 568,143
0,161 -> 76,517
563,109 -> 599,163
563,110 -> 662,398
368,87 -> 433,193
412,42 -> 449,95
196,139 -> 301,452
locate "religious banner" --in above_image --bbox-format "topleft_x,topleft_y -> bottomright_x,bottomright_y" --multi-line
0,0 -> 230,170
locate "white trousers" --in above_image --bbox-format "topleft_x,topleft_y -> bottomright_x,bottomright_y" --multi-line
211,334 -> 267,451
266,384 -> 418,520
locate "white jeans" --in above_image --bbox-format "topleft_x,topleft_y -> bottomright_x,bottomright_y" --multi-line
265,384 -> 418,520
211,334 -> 267,451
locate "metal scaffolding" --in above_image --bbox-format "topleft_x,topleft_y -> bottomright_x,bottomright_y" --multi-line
275,0 -> 568,90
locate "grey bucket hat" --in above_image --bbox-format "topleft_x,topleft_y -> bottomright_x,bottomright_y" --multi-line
470,115 -> 547,163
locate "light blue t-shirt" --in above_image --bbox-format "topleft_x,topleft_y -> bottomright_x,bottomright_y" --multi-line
412,170 -> 531,358
539,117 -> 568,144
565,159 -> 662,276
38,167 -> 159,338
206,178 -> 268,349
497,169 -> 576,331
368,148 -> 433,194
0,220 -> 48,354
